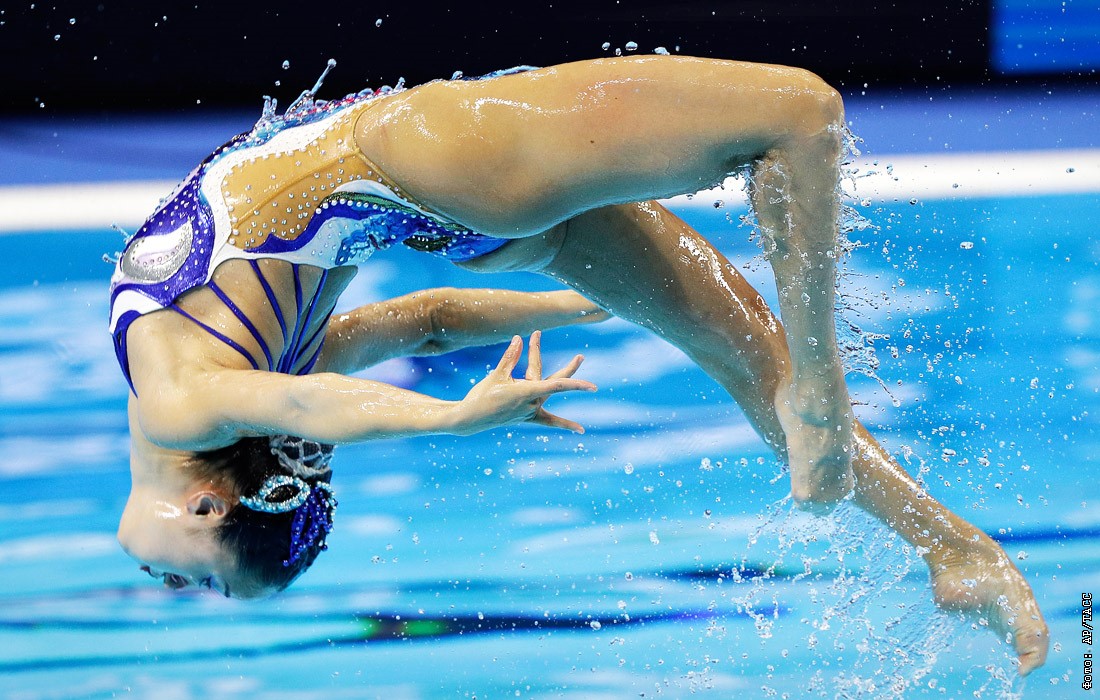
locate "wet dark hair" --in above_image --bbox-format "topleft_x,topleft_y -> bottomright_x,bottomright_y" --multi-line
188,437 -> 334,594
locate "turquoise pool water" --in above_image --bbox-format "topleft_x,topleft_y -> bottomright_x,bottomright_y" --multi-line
0,183 -> 1096,697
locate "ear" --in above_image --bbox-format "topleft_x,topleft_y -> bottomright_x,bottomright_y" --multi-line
185,490 -> 230,522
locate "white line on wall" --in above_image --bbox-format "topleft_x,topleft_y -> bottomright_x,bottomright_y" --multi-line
0,149 -> 1097,234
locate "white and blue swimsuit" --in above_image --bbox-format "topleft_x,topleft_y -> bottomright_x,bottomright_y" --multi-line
108,85 -> 509,393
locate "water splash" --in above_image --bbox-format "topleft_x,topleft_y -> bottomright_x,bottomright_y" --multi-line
739,125 -> 895,406
728,498 -> 1023,698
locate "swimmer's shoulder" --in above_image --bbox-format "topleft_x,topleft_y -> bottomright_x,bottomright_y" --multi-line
124,311 -> 251,451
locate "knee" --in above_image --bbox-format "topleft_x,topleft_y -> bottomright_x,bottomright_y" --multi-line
784,69 -> 845,143
798,69 -> 844,123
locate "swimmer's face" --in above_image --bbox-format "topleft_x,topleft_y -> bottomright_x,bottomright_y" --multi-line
117,488 -> 272,600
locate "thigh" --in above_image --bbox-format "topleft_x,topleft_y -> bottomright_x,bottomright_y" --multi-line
356,56 -> 839,237
551,201 -> 792,445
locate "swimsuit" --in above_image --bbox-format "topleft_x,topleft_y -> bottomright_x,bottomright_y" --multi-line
108,82 -> 511,394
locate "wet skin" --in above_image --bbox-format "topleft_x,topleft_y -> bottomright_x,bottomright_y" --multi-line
119,56 -> 1048,671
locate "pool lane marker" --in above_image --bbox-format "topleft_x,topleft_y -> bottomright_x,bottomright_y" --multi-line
0,148 -> 1097,234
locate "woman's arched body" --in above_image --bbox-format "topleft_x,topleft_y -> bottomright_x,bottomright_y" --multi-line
113,56 -> 1048,672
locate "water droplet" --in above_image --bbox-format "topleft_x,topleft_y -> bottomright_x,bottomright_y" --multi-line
908,198 -> 918,205
807,336 -> 819,347
625,41 -> 638,51
942,448 -> 956,457
281,59 -> 290,70
654,46 -> 669,55
959,241 -> 974,250
68,17 -> 75,25
483,467 -> 492,476
375,18 -> 383,27
623,463 -> 634,475
800,292 -> 811,304
53,34 -> 60,41
624,571 -> 634,581
1066,167 -> 1076,173
590,620 -> 602,630
1016,550 -> 1028,560
648,531 -> 660,545
601,41 -> 611,50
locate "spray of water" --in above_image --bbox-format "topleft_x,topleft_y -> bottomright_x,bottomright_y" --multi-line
720,487 -> 1024,699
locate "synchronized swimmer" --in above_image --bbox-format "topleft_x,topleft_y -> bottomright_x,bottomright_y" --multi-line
109,56 -> 1048,674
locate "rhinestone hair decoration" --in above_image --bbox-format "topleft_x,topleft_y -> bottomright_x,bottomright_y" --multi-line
238,473 -> 311,513
285,481 -> 337,566
237,437 -> 338,566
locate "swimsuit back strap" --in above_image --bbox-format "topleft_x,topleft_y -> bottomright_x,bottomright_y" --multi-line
293,297 -> 338,374
249,259 -> 289,343
295,269 -> 328,351
169,302 -> 261,371
296,337 -> 327,376
279,267 -> 307,373
207,280 -> 274,371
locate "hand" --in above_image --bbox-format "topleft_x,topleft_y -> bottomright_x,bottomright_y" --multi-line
453,331 -> 596,435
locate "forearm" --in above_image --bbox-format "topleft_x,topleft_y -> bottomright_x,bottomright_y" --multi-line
320,288 -> 607,374
268,372 -> 461,443
429,289 -> 607,354
222,335 -> 595,444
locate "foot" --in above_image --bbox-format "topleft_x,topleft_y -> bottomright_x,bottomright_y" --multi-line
929,543 -> 1050,675
774,383 -> 855,513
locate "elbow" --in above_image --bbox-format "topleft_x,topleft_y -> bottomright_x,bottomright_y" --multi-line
422,287 -> 461,355
135,387 -> 219,450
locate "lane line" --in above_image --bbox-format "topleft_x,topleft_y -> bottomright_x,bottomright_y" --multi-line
1,149 -> 1097,234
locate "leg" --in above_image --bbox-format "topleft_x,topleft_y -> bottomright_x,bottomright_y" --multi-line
465,201 -> 1048,674
363,55 -> 853,505
750,140 -> 854,510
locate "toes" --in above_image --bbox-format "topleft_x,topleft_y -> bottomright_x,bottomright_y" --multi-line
1014,622 -> 1050,676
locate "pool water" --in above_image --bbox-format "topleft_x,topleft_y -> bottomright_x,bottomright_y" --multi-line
1,178 -> 1096,698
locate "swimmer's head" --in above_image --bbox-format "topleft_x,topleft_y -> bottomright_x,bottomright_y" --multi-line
118,436 -> 336,599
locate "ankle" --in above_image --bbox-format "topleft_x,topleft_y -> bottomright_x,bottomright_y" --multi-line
775,379 -> 851,427
923,527 -> 1000,570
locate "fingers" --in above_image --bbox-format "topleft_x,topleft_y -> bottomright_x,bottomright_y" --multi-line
548,354 -> 585,380
531,377 -> 597,395
530,407 -> 585,434
525,331 -> 543,382
494,335 -> 523,376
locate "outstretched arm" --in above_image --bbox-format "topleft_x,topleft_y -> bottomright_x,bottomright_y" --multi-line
315,287 -> 608,375
137,333 -> 595,450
